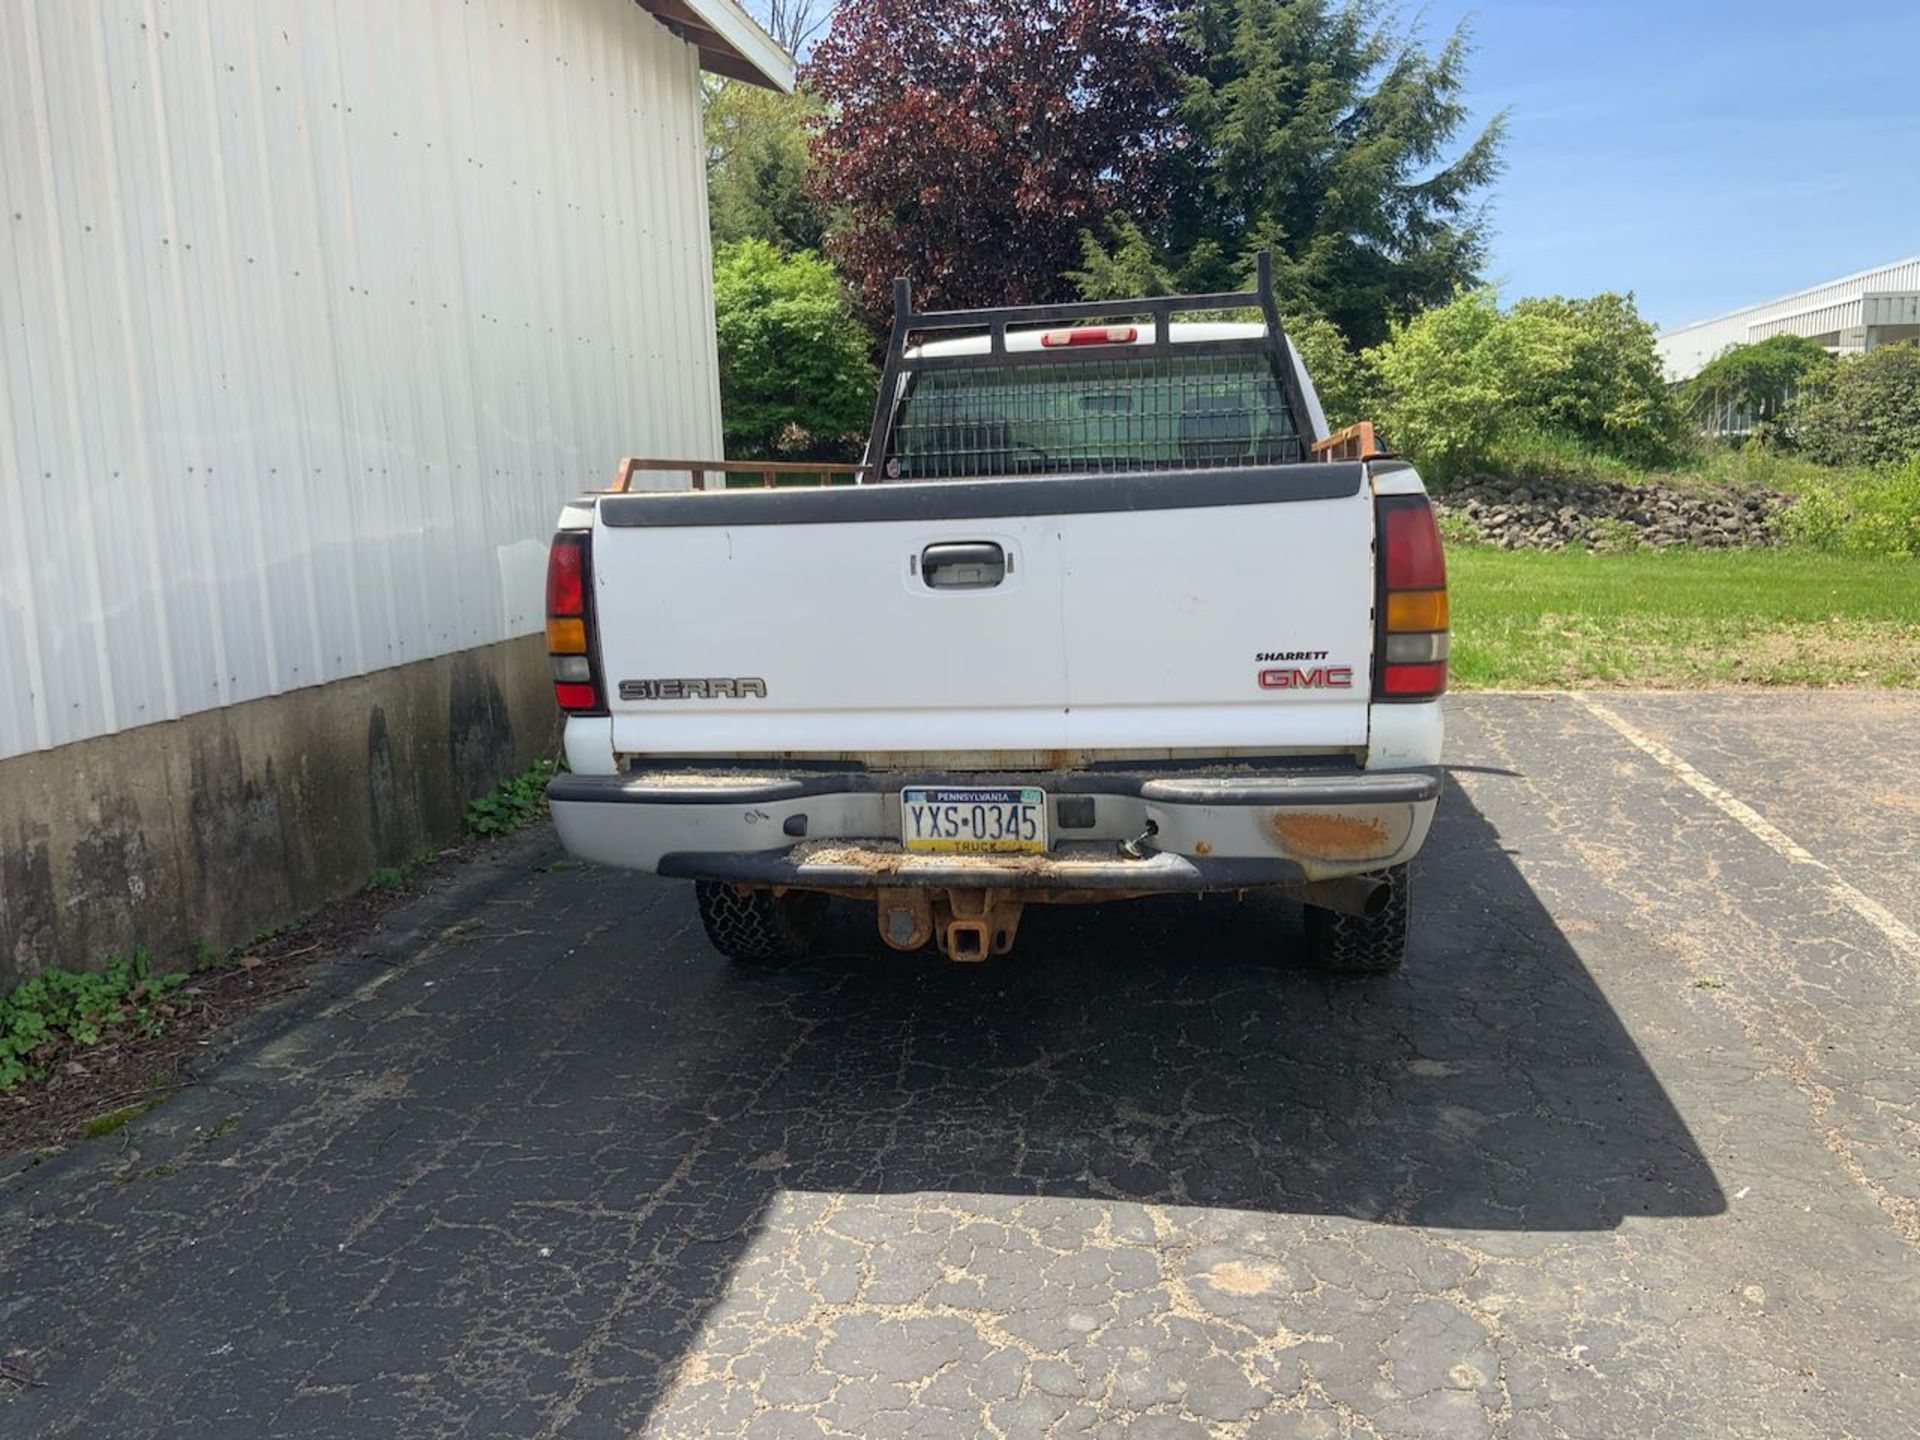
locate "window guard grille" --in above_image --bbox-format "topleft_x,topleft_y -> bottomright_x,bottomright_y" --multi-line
889,353 -> 1303,480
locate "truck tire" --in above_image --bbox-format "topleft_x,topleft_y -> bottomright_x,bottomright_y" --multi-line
694,882 -> 822,963
1303,864 -> 1409,974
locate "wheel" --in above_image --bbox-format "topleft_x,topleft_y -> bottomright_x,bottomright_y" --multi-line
1303,864 -> 1410,973
694,882 -> 824,962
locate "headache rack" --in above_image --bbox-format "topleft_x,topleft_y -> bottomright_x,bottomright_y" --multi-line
865,249 -> 1325,477
600,252 -> 1391,494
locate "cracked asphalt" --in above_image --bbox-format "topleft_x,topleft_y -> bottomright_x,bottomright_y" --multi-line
5,692 -> 1919,1438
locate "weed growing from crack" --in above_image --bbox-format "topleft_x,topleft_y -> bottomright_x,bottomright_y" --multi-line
463,758 -> 560,838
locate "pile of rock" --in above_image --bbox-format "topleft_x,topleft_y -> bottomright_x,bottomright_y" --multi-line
1431,478 -> 1786,550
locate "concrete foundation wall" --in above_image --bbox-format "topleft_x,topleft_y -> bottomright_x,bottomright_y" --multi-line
0,636 -> 558,989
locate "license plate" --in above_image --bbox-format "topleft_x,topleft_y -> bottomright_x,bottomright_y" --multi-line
900,787 -> 1048,854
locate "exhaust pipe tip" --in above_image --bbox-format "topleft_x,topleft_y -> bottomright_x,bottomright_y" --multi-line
1296,875 -> 1390,918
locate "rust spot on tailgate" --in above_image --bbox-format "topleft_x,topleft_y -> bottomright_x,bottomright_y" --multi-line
1263,811 -> 1390,858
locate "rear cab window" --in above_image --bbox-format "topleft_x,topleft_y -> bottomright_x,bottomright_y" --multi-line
886,349 -> 1304,480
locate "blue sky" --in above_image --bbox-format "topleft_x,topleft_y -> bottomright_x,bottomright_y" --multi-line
1416,0 -> 1919,330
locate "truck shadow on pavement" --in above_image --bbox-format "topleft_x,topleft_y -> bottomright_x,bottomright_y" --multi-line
696,778 -> 1725,1232
0,780 -> 1724,1435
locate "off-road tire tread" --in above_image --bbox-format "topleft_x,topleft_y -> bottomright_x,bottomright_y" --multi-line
1304,863 -> 1410,973
695,882 -> 820,963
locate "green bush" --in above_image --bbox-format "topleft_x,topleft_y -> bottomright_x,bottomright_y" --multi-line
1792,344 -> 1920,466
712,239 -> 875,462
1777,456 -> 1920,557
1368,289 -> 1685,481
1502,294 -> 1684,464
1281,311 -> 1379,432
1682,334 -> 1831,437
1365,289 -> 1505,478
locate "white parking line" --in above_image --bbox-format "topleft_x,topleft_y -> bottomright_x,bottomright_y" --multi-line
1573,693 -> 1920,963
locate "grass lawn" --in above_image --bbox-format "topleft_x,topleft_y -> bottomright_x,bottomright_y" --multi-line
1448,546 -> 1920,689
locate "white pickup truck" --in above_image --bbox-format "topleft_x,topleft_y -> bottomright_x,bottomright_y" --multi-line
545,257 -> 1446,971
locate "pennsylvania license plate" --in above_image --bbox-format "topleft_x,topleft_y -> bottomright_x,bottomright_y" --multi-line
900,787 -> 1048,854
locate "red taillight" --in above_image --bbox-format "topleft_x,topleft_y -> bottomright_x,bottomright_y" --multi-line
546,533 -> 600,713
547,534 -> 586,616
1381,661 -> 1448,696
1383,499 -> 1446,590
1040,325 -> 1138,348
1375,495 -> 1449,702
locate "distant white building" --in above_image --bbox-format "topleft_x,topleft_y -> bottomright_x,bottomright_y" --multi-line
1658,255 -> 1920,382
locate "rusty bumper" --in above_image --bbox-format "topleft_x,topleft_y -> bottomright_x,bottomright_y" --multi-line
656,843 -> 1311,891
548,764 -> 1442,887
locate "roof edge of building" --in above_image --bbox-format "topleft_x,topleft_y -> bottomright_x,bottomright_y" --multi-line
636,0 -> 795,92
1661,253 -> 1920,339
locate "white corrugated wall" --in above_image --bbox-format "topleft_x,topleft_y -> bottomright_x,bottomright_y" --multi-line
0,0 -> 723,761
1658,255 -> 1920,380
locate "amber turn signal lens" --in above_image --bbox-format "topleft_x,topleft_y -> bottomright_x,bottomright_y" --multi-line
546,617 -> 587,653
1385,589 -> 1449,632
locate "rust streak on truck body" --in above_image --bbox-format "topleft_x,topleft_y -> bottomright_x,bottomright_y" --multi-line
1264,810 -> 1391,858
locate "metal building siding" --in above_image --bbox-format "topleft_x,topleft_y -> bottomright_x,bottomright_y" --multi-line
0,0 -> 722,761
1659,255 -> 1920,379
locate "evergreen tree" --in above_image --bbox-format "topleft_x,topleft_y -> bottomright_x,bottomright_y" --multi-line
705,82 -> 829,255
1079,0 -> 1505,347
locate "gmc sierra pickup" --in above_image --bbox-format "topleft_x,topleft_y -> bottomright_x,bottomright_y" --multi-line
545,256 -> 1446,971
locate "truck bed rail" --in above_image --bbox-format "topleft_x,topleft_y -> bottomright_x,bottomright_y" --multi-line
1310,422 -> 1391,462
609,457 -> 871,492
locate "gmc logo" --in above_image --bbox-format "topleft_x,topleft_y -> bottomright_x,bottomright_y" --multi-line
1259,665 -> 1354,690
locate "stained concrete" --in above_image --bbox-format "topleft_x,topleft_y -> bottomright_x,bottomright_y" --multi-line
0,635 -> 556,986
4,692 -> 1919,1437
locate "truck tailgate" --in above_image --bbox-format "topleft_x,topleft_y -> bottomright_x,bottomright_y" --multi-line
591,467 -> 1374,756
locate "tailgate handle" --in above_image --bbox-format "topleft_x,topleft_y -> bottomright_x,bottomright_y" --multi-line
920,541 -> 1006,590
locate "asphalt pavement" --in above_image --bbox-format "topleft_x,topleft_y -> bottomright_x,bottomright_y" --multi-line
4,692 -> 1918,1439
